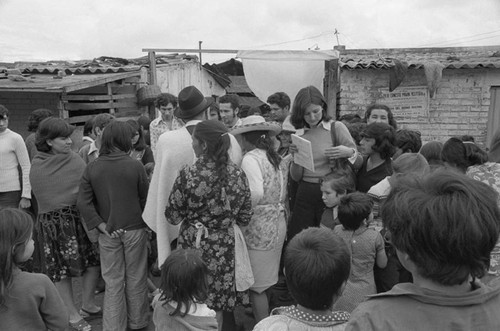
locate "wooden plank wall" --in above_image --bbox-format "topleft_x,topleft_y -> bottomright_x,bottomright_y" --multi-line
63,79 -> 144,125
0,91 -> 59,138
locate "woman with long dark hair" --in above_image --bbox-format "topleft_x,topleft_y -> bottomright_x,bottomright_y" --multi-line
165,120 -> 253,331
288,86 -> 359,240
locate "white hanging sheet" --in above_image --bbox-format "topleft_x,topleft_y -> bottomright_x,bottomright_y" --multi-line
237,50 -> 339,104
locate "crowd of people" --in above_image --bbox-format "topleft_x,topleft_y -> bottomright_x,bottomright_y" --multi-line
0,83 -> 500,331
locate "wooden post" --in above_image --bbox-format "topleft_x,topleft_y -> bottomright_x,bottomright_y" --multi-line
107,83 -> 115,115
148,51 -> 158,119
58,92 -> 69,120
323,59 -> 339,119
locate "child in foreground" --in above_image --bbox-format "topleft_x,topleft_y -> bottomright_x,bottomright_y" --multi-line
153,248 -> 218,330
333,192 -> 387,313
0,208 -> 68,330
254,227 -> 351,331
320,170 -> 355,230
346,170 -> 500,330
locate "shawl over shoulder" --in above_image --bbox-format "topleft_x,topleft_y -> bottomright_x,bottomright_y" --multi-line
30,151 -> 86,214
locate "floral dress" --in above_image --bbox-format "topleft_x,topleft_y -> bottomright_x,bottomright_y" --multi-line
467,162 -> 500,279
165,155 -> 253,311
333,225 -> 385,313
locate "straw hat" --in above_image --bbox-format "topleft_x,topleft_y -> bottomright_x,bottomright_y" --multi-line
231,115 -> 282,136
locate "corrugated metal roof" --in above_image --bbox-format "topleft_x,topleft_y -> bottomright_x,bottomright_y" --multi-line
4,53 -> 198,75
23,67 -> 139,75
339,46 -> 500,70
0,71 -> 141,93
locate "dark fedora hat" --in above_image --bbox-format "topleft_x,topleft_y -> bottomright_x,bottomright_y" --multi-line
174,86 -> 213,120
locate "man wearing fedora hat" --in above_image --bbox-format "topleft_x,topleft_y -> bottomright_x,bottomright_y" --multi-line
142,85 -> 243,266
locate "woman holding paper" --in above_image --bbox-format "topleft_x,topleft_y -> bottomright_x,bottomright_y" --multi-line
288,86 -> 360,241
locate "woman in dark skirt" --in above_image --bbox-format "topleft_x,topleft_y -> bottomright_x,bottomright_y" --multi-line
30,118 -> 100,331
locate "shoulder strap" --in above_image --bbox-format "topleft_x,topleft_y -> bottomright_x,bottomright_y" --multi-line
330,121 -> 337,147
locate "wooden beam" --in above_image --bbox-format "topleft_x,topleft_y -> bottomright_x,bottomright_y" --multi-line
147,51 -> 158,120
143,48 -> 239,54
323,59 -> 339,119
68,113 -> 139,124
64,101 -> 138,111
68,115 -> 96,124
148,51 -> 157,86
63,93 -> 137,101
63,71 -> 141,93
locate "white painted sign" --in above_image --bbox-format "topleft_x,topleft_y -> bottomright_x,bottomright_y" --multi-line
378,86 -> 429,118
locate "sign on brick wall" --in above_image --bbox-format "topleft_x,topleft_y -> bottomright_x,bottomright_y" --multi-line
377,86 -> 429,118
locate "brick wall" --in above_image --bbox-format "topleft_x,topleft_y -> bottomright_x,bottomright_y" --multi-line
339,67 -> 500,145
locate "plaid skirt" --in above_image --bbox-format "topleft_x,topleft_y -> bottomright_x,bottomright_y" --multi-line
36,205 -> 99,282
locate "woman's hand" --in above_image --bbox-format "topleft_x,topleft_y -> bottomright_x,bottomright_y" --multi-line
19,197 -> 31,209
289,143 -> 298,155
324,145 -> 355,160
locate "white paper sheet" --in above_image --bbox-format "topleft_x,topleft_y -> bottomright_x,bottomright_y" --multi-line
291,134 -> 315,172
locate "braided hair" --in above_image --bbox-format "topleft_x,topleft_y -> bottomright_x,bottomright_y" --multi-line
192,120 -> 231,185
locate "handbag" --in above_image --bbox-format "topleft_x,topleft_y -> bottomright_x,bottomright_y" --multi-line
330,121 -> 362,175
233,223 -> 254,291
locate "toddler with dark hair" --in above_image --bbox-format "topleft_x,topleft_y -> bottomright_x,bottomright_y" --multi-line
333,192 -> 387,312
153,249 -> 218,330
346,170 -> 500,330
254,227 -> 351,330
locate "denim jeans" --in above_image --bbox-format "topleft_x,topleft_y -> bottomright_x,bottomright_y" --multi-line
99,228 -> 149,331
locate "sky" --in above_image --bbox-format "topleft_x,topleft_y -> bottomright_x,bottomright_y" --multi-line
1,0 -> 500,64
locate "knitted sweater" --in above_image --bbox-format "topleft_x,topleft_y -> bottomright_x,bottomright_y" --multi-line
0,267 -> 68,330
77,151 -> 149,233
0,129 -> 31,197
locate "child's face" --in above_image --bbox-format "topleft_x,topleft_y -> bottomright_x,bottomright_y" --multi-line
16,234 -> 34,263
321,182 -> 341,208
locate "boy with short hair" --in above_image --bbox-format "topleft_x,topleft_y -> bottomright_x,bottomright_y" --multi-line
346,170 -> 500,330
254,227 -> 351,330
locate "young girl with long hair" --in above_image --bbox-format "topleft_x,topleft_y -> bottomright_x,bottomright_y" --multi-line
153,248 -> 218,330
0,208 -> 68,330
165,120 -> 253,331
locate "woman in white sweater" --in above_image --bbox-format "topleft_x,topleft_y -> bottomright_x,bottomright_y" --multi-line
0,105 -> 31,209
